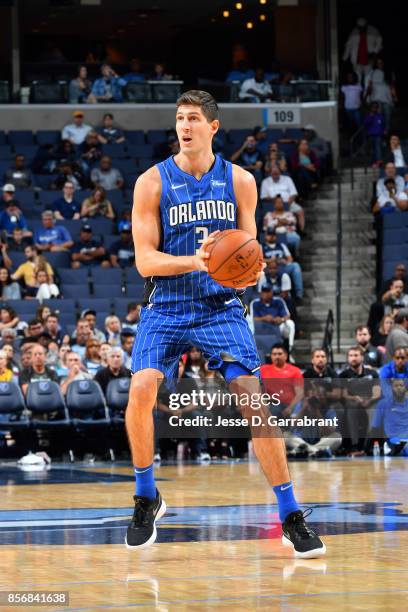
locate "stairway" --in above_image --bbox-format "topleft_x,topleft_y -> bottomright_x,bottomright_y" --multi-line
293,167 -> 378,364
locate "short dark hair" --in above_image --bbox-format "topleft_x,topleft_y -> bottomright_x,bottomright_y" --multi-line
103,113 -> 113,120
384,178 -> 395,186
395,309 -> 408,323
311,347 -> 327,358
271,342 -> 287,353
348,346 -> 364,356
28,318 -> 42,327
355,325 -> 369,334
176,90 -> 219,122
46,312 -> 59,321
127,302 -> 139,313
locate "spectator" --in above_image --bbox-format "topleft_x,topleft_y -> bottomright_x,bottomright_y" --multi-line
230,135 -> 263,185
0,267 -> 21,300
252,285 -> 295,352
31,143 -> 58,174
0,306 -> 19,332
44,313 -> 70,346
382,279 -> 408,315
104,315 -> 121,346
93,346 -> 131,394
261,228 -> 303,300
35,269 -> 60,302
385,310 -> 408,362
51,182 -> 81,220
121,331 -> 135,369
0,234 -> 12,270
1,343 -> 19,377
372,178 -> 408,215
96,113 -> 125,144
0,199 -> 32,237
340,72 -> 363,132
260,166 -> 304,232
55,139 -> 77,166
109,222 -> 134,267
380,346 -> 408,401
154,130 -> 180,161
122,58 -> 145,83
365,57 -> 396,134
36,305 -> 51,324
260,343 -> 304,418
376,162 -> 405,197
239,67 -> 273,103
1,183 -> 19,207
83,339 -> 102,377
54,344 -> 70,378
61,111 -> 93,145
151,62 -> 172,81
1,329 -> 19,351
386,135 -> 408,172
90,156 -> 124,191
252,126 -> 268,156
0,348 -> 15,382
363,102 -> 386,167
34,210 -> 74,252
68,65 -> 93,104
371,379 -> 408,455
263,142 -> 288,174
91,64 -> 126,103
121,302 -> 141,334
80,131 -> 103,170
80,308 -> 105,343
257,259 -> 294,315
355,325 -> 384,368
53,161 -> 86,191
302,124 -> 330,170
11,245 -> 54,291
24,318 -> 45,341
60,351 -> 92,394
100,341 -> 112,367
290,139 -> 320,199
80,187 -> 115,220
19,343 -> 59,395
70,318 -> 94,359
71,224 -> 109,269
7,227 -> 33,252
372,315 -> 394,349
262,195 -> 300,253
3,155 -> 33,189
339,347 -> 381,456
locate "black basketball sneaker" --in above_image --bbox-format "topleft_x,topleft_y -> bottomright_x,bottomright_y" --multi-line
282,509 -> 326,558
125,490 -> 166,550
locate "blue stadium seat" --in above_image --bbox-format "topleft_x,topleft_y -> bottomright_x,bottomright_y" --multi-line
26,381 -> 70,428
8,251 -> 27,269
125,285 -> 145,299
36,130 -> 60,145
0,161 -> 10,177
102,143 -> 127,158
113,297 -> 137,316
0,382 -> 29,431
93,285 -> 124,298
284,128 -> 304,140
33,175 -> 58,190
77,298 -> 112,312
45,252 -> 71,269
86,218 -> 115,235
95,311 -> 109,329
66,379 -> 110,427
124,267 -> 144,285
146,131 -> 166,145
106,378 -> 130,421
254,320 -> 281,335
228,129 -> 252,144
8,130 -> 35,147
124,130 -> 145,145
266,129 -> 284,142
255,334 -> 282,360
13,190 -> 37,207
13,145 -> 37,161
37,189 -> 59,205
91,267 -> 123,286
75,189 -> 92,202
383,260 -> 408,280
383,213 -> 408,229
58,268 -> 90,284
0,131 -> 6,145
124,173 -> 139,188
103,235 -> 119,250
6,299 -> 40,315
128,144 -> 154,158
383,245 -> 408,261
136,158 -> 153,172
383,228 -> 408,244
61,284 -> 91,299
113,159 -> 138,175
105,189 -> 125,207
58,311 -> 77,327
0,144 -> 13,159
43,298 -> 76,312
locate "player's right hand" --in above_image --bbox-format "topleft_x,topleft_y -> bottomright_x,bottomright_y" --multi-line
193,230 -> 220,272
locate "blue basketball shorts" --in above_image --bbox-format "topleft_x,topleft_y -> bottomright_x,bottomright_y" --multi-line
131,294 -> 260,382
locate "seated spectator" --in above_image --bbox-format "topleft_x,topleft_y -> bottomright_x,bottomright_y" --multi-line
372,178 -> 408,215
263,143 -> 288,174
0,348 -> 16,382
117,208 -> 132,233
109,222 -> 134,267
54,344 -> 70,378
34,210 -> 74,252
355,325 -> 384,368
276,71 -> 294,102
83,339 -> 102,377
23,318 -> 45,341
382,279 -> 408,315
71,224 -> 109,268
340,71 -> 363,132
262,195 -> 300,253
364,102 -> 386,167
11,245 -> 54,292
253,126 -> 268,156
121,331 -> 135,369
1,328 -> 19,351
100,341 -> 112,367
0,199 -> 32,237
386,310 -> 408,361
151,62 -> 173,81
91,64 -> 126,103
51,182 -> 81,220
104,315 -> 122,346
55,139 -> 77,166
252,285 -> 295,353
121,302 -> 141,334
371,379 -> 408,455
0,306 -> 19,332
154,130 -> 180,161
386,135 -> 408,173
256,259 -> 295,319
380,346 -> 408,400
1,343 -> 19,377
230,135 -> 263,185
302,124 -> 330,170
96,113 -> 125,144
3,154 -> 33,189
90,156 -> 124,191
68,65 -> 93,104
70,318 -> 94,359
35,269 -> 60,302
53,161 -> 86,191
19,343 -> 59,395
260,166 -> 304,231
0,267 -> 21,300
44,313 -> 70,346
262,228 -> 303,300
372,315 -> 394,350
239,68 -> 273,103
260,343 -> 304,417
94,346 -> 131,394
80,308 -> 106,343
2,182 -> 19,207
80,131 -> 103,170
122,58 -> 145,83
7,227 -> 33,252
31,143 -> 58,175
376,162 -> 405,197
381,263 -> 408,294
36,305 -> 51,324
80,186 -> 115,220
60,351 -> 92,394
61,111 -> 93,145
290,139 -> 320,199
339,347 -> 381,456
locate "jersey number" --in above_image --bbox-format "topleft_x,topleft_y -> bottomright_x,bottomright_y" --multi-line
195,226 -> 209,255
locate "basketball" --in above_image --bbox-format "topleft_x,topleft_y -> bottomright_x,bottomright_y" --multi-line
207,229 -> 263,288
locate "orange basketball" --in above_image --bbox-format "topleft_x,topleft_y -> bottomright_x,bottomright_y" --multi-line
207,229 -> 263,288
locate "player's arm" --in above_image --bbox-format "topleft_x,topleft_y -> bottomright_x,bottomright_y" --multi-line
132,167 -> 217,276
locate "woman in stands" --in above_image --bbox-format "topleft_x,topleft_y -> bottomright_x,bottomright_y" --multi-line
0,305 -> 19,332
104,315 -> 122,346
34,270 -> 60,303
36,305 -> 51,324
264,143 -> 287,174
372,315 -> 394,351
0,268 -> 21,300
290,138 -> 320,198
80,186 -> 115,220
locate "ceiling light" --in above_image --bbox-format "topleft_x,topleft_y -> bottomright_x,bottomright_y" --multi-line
260,14 -> 266,21
260,0 -> 267,4
246,21 -> 253,29
223,10 -> 230,17
236,3 -> 243,9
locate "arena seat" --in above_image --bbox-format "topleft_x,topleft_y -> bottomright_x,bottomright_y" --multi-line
102,143 -> 127,158
127,143 -> 154,158
77,298 -> 111,312
0,382 -> 29,432
36,130 -> 61,145
228,129 -> 253,144
33,175 -> 58,190
14,145 -> 37,161
58,311 -> 77,327
26,381 -> 70,429
58,268 -> 90,285
105,189 -> 125,207
106,378 -> 130,422
103,235 -> 119,250
45,252 -> 71,268
146,131 -> 166,145
8,130 -> 35,146
4,299 -> 40,315
113,297 -> 135,316
93,285 -> 124,298
285,128 -> 304,140
255,333 -> 282,359
61,284 -> 91,299
0,130 -> 6,145
43,297 -> 76,312
0,144 -> 13,159
37,190 -> 59,206
112,159 -> 137,175
125,285 -> 145,299
91,267 -> 123,286
124,130 -> 145,145
383,213 -> 408,229
66,379 -> 110,427
151,82 -> 182,103
383,245 -> 408,261
124,267 -> 145,285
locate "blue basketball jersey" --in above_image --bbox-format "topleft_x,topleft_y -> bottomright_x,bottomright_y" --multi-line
146,154 -> 237,306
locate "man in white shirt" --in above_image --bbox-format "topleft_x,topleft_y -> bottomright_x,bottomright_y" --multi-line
239,68 -> 273,103
260,167 -> 304,231
374,178 -> 408,213
61,111 -> 93,145
376,162 -> 405,197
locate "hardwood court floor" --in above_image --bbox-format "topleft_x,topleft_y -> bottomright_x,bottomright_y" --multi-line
0,458 -> 407,611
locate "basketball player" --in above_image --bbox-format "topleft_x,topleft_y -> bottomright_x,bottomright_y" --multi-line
126,91 -> 325,558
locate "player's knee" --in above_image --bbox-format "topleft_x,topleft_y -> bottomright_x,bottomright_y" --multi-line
127,371 -> 163,412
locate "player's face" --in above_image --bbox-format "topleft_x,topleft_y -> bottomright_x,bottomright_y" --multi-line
176,105 -> 219,156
